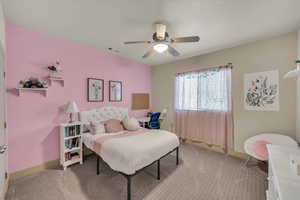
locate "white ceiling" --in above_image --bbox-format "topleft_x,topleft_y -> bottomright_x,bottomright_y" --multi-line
3,0 -> 300,66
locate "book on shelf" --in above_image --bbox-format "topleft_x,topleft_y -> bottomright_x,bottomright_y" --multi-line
65,137 -> 80,149
65,152 -> 71,161
76,125 -> 80,135
65,152 -> 80,161
64,125 -> 81,137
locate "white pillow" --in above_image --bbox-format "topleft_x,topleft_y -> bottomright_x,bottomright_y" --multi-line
88,122 -> 105,134
122,117 -> 140,131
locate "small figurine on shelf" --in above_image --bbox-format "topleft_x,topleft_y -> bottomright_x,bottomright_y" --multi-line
19,77 -> 48,88
48,60 -> 63,80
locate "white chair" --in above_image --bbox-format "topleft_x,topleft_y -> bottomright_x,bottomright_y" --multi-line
244,133 -> 298,165
159,108 -> 168,123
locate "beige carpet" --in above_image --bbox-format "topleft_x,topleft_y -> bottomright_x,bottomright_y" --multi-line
6,143 -> 267,200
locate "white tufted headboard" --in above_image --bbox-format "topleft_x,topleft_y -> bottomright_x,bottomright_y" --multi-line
80,106 -> 128,125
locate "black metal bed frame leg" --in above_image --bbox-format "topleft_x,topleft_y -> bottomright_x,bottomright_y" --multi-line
126,175 -> 131,200
97,156 -> 100,175
82,144 -> 85,163
176,147 -> 179,165
108,147 -> 179,200
157,159 -> 160,180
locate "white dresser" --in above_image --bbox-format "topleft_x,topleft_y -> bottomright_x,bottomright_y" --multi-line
267,144 -> 300,200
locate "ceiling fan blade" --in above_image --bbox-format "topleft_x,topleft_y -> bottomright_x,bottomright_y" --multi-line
171,36 -> 200,43
142,47 -> 154,58
124,41 -> 152,44
168,45 -> 180,57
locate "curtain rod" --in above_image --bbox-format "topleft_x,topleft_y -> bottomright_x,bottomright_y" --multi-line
176,63 -> 233,75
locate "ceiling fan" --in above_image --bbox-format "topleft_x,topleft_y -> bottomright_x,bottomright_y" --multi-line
123,24 -> 200,58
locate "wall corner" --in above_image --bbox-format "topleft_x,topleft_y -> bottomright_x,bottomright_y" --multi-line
296,30 -> 300,143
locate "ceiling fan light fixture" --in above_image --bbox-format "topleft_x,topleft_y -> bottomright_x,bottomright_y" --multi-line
155,24 -> 166,39
153,43 -> 168,53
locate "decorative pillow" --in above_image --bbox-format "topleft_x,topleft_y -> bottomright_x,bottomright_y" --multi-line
89,122 -> 105,135
122,117 -> 140,131
104,119 -> 124,133
254,140 -> 271,160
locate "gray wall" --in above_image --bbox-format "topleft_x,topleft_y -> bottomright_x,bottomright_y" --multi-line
297,30 -> 300,143
152,32 -> 297,152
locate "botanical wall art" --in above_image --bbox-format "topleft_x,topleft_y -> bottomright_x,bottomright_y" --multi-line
244,70 -> 279,111
87,78 -> 104,102
109,80 -> 122,102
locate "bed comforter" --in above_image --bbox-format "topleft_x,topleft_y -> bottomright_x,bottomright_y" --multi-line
83,128 -> 179,175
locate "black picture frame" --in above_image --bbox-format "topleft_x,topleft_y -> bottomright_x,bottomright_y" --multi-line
87,78 -> 104,102
109,80 -> 122,102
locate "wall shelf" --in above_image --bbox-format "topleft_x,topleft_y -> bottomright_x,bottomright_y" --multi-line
16,88 -> 48,97
64,135 -> 81,140
49,77 -> 64,87
64,147 -> 81,153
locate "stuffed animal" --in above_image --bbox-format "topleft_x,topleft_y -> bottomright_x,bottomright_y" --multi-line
48,61 -> 63,79
48,61 -> 62,72
19,77 -> 47,88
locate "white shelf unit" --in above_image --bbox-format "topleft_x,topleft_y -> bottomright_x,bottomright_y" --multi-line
60,122 -> 83,170
16,87 -> 48,97
48,77 -> 64,86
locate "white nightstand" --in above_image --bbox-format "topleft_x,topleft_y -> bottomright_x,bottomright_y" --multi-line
60,122 -> 83,170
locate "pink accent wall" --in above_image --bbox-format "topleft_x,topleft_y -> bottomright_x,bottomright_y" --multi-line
6,24 -> 151,173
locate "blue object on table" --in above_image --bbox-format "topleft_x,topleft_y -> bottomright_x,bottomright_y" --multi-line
147,112 -> 161,129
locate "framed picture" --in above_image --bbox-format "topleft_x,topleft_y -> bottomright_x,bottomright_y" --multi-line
87,78 -> 104,102
109,80 -> 122,102
244,70 -> 279,111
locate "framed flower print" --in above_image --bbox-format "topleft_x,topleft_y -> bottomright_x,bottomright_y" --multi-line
87,78 -> 104,102
244,70 -> 279,111
109,81 -> 122,102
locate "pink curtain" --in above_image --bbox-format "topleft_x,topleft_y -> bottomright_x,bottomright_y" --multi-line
175,65 -> 233,151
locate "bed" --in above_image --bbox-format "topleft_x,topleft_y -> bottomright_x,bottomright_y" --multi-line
80,106 -> 180,200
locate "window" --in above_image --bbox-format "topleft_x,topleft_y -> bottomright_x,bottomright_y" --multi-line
175,67 -> 231,111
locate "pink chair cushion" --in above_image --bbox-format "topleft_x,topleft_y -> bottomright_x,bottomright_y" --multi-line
254,140 -> 271,159
104,119 -> 124,133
